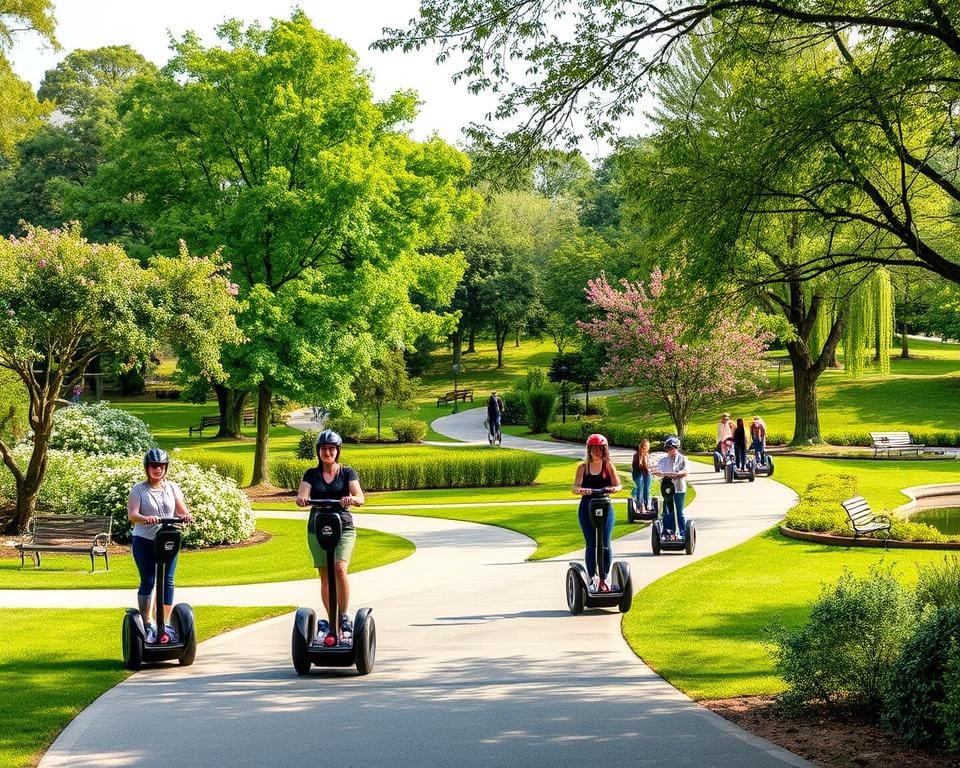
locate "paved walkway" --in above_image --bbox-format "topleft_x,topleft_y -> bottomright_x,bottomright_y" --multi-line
15,409 -> 807,767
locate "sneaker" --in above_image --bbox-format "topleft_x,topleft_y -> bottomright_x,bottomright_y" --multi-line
317,619 -> 330,635
144,624 -> 157,644
588,577 -> 599,593
340,614 -> 353,634
163,624 -> 179,643
598,580 -> 611,593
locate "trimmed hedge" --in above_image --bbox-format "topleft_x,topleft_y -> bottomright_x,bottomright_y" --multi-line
822,429 -> 960,447
548,420 -> 721,453
271,450 -> 543,492
175,450 -> 246,486
391,418 -> 427,443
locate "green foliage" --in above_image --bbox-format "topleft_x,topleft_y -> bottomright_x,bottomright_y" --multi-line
326,415 -> 366,443
584,396 -> 608,417
547,419 -> 716,452
391,418 -> 427,443
48,402 -> 153,456
525,388 -> 556,432
884,606 -> 960,747
941,639 -> 960,753
271,450 -> 542,492
770,566 -> 916,714
501,390 -> 527,425
174,450 -> 246,486
915,556 -> 960,611
295,429 -> 320,459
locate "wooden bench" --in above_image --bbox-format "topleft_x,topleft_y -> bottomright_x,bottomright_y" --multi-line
154,388 -> 181,400
840,496 -> 892,541
436,389 -> 473,407
15,514 -> 113,572
189,408 -> 256,435
870,431 -> 925,457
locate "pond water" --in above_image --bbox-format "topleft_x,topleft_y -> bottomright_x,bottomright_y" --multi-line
912,507 -> 960,535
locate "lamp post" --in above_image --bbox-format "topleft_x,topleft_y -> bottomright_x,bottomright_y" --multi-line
452,363 -> 461,414
559,364 -> 569,423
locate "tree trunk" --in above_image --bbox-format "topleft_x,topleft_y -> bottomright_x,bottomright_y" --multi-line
213,384 -> 244,438
495,326 -> 507,368
250,383 -> 272,486
900,322 -> 910,358
376,405 -> 382,441
451,330 -> 462,367
515,325 -> 521,347
7,391 -> 56,533
467,326 -> 476,353
791,363 -> 822,444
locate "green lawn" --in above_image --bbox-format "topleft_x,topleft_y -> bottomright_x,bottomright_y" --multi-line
1,519 -> 414,589
0,605 -> 292,768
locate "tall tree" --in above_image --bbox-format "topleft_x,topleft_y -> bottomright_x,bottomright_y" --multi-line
378,1 -> 960,286
351,348 -> 418,440
84,12 -> 472,484
0,224 -> 238,533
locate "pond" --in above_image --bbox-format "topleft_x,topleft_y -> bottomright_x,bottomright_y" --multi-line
911,507 -> 960,536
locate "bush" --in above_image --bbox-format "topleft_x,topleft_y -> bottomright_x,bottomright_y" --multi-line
884,605 -> 960,747
47,402 -> 153,456
271,450 -> 543,491
784,500 -> 850,534
392,418 -> 427,443
941,638 -> 960,753
326,415 -> 365,443
583,396 -> 608,417
0,446 -> 114,513
295,430 -> 320,459
174,450 -> 246,486
916,556 -> 960,611
501,390 -> 527,426
525,388 -> 556,432
770,566 -> 916,714
547,420 -> 716,453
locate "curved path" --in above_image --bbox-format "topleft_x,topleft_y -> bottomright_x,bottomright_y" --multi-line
14,409 -> 805,767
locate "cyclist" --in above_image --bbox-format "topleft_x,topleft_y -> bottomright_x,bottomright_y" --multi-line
486,391 -> 504,442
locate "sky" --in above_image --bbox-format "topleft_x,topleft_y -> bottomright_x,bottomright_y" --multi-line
7,0 -> 503,149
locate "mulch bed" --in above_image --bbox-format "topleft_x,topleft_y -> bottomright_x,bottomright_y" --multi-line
701,695 -> 960,768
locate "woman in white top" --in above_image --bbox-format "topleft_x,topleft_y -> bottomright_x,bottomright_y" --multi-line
127,448 -> 193,643
652,436 -> 689,539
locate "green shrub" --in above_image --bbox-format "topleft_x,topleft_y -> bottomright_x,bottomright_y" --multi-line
326,415 -> 365,442
174,450 -> 246,486
770,566 -> 916,714
391,418 -> 427,443
0,446 -> 119,513
889,518 -> 949,543
584,397 -> 608,417
821,431 -> 875,447
784,500 -> 850,534
547,420 -> 715,452
271,451 -> 542,491
47,401 -> 153,456
565,396 -> 584,416
295,429 -> 320,459
526,389 -> 556,432
501,389 -> 527,425
916,556 -> 960,611
524,367 -> 550,392
941,638 -> 960,753
803,474 -> 859,502
884,605 -> 960,747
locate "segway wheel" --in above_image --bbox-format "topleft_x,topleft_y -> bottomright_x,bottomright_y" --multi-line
566,567 -> 585,615
627,497 -> 638,524
684,521 -> 697,555
748,464 -> 755,482
651,523 -> 662,556
354,609 -> 376,675
291,608 -> 315,675
613,562 -> 633,613
651,498 -> 659,515
122,611 -> 144,671
713,455 -> 721,472
724,464 -> 734,483
765,456 -> 775,477
173,603 -> 197,666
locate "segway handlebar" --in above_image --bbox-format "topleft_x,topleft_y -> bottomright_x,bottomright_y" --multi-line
307,498 -> 347,508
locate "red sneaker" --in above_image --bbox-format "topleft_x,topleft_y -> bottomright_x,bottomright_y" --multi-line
598,580 -> 610,593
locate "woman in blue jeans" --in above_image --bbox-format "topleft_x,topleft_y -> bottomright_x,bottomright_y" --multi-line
631,437 -> 653,511
653,436 -> 688,539
127,448 -> 193,643
572,433 -> 622,592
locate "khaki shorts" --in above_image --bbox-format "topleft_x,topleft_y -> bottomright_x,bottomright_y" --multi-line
307,526 -> 356,570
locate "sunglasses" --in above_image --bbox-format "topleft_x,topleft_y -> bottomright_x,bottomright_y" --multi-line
147,462 -> 166,469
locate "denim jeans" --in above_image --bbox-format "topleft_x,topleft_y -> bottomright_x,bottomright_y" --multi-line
752,438 -> 765,464
632,469 -> 652,508
578,497 -> 614,579
132,534 -> 177,605
662,491 -> 687,535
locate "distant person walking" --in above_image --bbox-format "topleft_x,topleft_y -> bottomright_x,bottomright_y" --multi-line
486,391 -> 504,441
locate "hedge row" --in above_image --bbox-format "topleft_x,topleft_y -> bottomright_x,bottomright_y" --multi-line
783,473 -> 956,542
822,429 -> 960,447
175,450 -> 246,485
271,450 -> 543,492
548,420 -> 790,453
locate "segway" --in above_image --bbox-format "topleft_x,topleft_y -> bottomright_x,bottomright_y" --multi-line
626,493 -> 658,523
483,417 -> 502,447
122,519 -> 197,670
566,490 -> 633,615
292,500 -> 376,675
650,478 -> 696,556
753,452 -> 775,477
723,451 -> 756,483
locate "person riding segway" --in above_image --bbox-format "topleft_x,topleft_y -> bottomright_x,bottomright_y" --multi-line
291,430 -> 375,675
122,449 -> 197,670
485,391 -> 504,446
627,437 -> 658,522
650,436 -> 696,555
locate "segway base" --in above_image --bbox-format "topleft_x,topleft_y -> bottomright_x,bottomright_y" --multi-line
566,561 -> 630,610
651,519 -> 697,554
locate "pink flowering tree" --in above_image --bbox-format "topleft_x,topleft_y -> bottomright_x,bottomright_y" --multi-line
579,268 -> 773,442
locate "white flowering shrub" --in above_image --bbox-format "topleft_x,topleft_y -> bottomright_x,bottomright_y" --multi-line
2,448 -> 257,548
48,402 -> 154,456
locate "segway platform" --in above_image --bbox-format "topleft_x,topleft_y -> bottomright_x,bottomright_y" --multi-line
651,478 -> 696,555
292,503 -> 376,675
723,455 -> 756,483
626,496 -> 658,522
753,455 -> 775,477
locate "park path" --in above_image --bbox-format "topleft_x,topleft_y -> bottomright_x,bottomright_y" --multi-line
19,408 -> 808,767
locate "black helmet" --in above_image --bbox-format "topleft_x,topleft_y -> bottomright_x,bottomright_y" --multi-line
315,429 -> 343,459
143,448 -> 169,467
664,436 -> 681,450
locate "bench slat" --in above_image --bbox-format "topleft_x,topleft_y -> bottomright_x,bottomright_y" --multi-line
17,515 -> 112,572
840,496 -> 891,540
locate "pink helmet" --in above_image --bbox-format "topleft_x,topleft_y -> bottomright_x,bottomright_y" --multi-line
586,433 -> 608,447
